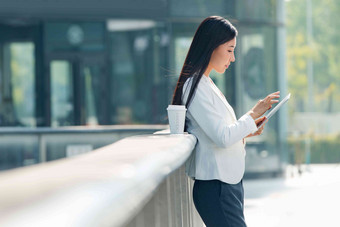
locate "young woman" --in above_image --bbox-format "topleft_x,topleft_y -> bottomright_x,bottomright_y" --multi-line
171,16 -> 280,227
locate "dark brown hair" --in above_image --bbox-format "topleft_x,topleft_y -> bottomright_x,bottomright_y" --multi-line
171,16 -> 238,110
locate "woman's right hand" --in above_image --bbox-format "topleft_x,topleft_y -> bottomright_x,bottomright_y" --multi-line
248,91 -> 280,120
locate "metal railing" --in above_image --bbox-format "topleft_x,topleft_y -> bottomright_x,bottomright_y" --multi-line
0,130 -> 202,227
0,125 -> 167,170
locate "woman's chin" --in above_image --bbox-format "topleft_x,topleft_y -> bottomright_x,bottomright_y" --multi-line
217,68 -> 226,74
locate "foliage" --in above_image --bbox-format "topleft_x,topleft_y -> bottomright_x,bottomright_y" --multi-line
286,0 -> 340,113
287,134 -> 340,163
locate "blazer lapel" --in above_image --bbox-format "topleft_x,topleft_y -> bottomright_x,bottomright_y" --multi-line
207,78 -> 237,121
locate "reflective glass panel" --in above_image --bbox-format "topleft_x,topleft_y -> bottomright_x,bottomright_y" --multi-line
50,60 -> 75,127
0,42 -> 35,127
81,63 -> 104,125
237,26 -> 278,149
236,0 -> 277,22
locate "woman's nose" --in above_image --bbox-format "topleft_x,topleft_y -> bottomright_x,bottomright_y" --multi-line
230,53 -> 235,62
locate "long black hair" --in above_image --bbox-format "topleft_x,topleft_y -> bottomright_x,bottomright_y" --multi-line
171,16 -> 238,110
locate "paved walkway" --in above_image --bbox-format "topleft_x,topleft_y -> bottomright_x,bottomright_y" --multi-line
244,164 -> 340,227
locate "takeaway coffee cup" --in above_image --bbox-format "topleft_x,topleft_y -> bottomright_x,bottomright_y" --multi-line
167,105 -> 187,134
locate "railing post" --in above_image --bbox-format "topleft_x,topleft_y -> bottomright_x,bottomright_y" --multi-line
38,134 -> 46,163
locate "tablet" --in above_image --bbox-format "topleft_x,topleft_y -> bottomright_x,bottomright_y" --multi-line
257,93 -> 291,129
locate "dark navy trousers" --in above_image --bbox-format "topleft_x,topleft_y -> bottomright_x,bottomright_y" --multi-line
193,179 -> 247,227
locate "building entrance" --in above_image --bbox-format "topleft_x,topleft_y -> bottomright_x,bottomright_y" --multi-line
0,24 -> 39,127
47,53 -> 108,126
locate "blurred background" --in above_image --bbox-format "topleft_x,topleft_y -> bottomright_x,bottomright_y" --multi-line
0,0 -> 340,226
0,0 -> 288,175
286,0 -> 340,168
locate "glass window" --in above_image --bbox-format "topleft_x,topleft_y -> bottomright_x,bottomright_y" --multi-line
110,32 -> 139,124
236,0 -> 277,22
237,26 -> 277,114
83,67 -> 97,125
0,42 -> 35,127
81,63 -> 105,125
45,22 -> 105,52
50,60 -> 75,127
236,25 -> 278,148
174,36 -> 191,77
169,0 -> 235,18
109,21 -> 164,124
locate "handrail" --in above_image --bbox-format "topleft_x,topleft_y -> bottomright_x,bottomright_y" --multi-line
0,133 -> 197,227
0,125 -> 167,134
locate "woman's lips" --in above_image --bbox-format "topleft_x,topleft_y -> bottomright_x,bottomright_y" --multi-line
225,65 -> 229,68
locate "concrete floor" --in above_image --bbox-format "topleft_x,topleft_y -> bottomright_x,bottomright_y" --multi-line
244,164 -> 340,227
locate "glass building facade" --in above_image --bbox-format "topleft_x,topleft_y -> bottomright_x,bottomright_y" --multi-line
0,0 -> 287,175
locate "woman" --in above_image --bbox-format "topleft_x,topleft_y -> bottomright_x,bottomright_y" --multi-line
171,16 -> 280,227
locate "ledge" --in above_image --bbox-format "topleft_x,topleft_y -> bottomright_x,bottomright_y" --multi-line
0,133 -> 197,227
0,125 -> 168,134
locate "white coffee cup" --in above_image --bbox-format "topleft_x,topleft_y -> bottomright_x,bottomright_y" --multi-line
167,105 -> 187,134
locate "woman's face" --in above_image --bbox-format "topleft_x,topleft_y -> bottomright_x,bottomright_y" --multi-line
209,37 -> 236,74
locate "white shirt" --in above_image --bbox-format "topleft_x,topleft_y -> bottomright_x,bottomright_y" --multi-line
182,75 -> 258,184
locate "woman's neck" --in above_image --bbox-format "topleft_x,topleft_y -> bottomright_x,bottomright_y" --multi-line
204,66 -> 212,77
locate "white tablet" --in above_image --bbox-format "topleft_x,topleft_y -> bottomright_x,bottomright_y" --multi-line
257,93 -> 291,129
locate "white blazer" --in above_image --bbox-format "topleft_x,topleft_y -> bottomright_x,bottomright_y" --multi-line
182,75 -> 258,184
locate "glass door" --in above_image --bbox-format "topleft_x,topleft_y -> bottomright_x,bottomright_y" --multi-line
48,54 -> 108,127
79,56 -> 108,125
50,59 -> 75,127
0,25 -> 37,127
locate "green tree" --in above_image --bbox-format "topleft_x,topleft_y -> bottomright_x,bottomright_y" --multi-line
286,0 -> 340,113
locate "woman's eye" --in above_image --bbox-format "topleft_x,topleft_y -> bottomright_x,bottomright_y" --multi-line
228,51 -> 233,53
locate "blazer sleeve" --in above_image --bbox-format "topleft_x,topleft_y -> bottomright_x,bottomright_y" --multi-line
188,83 -> 257,148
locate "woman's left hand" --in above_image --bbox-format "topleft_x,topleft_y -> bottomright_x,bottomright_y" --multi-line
246,116 -> 267,138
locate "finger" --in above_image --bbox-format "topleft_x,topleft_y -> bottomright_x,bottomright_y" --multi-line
269,96 -> 280,101
256,116 -> 266,122
264,96 -> 280,104
266,95 -> 280,102
256,121 -> 263,127
259,123 -> 266,131
268,94 -> 280,98
270,91 -> 280,95
264,92 -> 280,100
255,117 -> 266,126
260,116 -> 267,123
